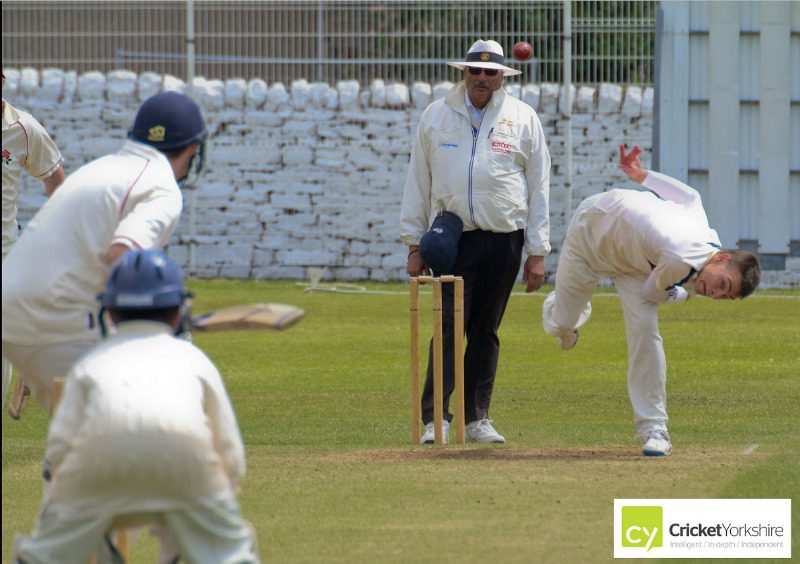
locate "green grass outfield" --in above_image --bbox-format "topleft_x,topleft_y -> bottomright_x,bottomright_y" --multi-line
3,280 -> 798,563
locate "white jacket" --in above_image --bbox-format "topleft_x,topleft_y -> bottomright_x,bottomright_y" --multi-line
400,82 -> 551,256
45,321 -> 246,518
2,140 -> 182,345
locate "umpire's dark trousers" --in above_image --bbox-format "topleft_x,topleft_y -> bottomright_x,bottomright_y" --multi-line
421,229 -> 524,425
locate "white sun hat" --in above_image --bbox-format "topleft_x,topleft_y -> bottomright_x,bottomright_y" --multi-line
447,39 -> 522,77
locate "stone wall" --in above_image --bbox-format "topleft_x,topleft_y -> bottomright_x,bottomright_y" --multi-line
6,67 -> 654,281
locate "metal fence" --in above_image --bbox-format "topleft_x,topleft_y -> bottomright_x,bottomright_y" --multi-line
2,0 -> 656,86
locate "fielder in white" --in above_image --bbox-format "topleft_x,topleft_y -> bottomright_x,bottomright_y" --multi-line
13,250 -> 259,563
2,91 -> 206,414
543,145 -> 761,456
2,71 -> 66,255
2,69 -> 67,409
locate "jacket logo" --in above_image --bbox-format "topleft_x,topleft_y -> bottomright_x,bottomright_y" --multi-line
147,126 -> 166,142
491,140 -> 513,155
2,148 -> 11,167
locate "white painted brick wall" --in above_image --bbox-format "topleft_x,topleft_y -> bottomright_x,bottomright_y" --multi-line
9,68 -> 667,282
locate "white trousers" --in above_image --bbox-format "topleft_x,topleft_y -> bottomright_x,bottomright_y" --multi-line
2,339 -> 97,413
14,497 -> 259,564
542,199 -> 668,435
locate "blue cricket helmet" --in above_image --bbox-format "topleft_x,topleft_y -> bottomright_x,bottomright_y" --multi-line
98,249 -> 187,310
128,91 -> 207,151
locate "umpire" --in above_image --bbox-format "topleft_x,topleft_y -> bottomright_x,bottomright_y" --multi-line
400,39 -> 551,444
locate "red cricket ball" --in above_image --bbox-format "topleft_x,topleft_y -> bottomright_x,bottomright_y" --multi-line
512,41 -> 534,61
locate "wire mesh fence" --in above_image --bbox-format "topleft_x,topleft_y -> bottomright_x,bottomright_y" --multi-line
2,0 -> 656,86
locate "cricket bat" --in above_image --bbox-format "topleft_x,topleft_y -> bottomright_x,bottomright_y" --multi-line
8,303 -> 304,420
8,375 -> 30,420
190,302 -> 305,332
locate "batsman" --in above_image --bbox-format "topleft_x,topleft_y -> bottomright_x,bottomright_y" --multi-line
2,91 -> 207,417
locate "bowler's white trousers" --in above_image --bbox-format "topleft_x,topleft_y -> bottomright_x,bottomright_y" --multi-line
542,195 -> 668,435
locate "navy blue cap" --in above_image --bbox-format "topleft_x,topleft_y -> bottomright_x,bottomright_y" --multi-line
419,211 -> 463,274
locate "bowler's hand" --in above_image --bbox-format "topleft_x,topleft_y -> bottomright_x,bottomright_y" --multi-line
407,246 -> 430,277
618,144 -> 648,184
523,255 -> 545,293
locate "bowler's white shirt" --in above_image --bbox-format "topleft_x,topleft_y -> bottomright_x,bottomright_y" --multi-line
588,171 -> 721,302
1,140 -> 182,345
2,100 -> 64,252
45,321 -> 246,518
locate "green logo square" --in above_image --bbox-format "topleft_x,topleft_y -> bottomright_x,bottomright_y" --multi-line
622,506 -> 663,551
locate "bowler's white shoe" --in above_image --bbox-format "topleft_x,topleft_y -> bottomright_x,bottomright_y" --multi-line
642,429 -> 672,456
560,330 -> 579,350
465,419 -> 506,443
420,420 -> 449,445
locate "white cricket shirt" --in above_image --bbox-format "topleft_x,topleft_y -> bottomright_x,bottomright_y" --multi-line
45,321 -> 246,516
2,100 -> 64,252
588,170 -> 721,302
2,140 -> 182,345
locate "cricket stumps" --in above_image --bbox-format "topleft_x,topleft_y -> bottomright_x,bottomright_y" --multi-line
409,275 -> 465,446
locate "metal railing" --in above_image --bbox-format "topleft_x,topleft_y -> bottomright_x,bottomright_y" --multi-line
2,0 -> 656,86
